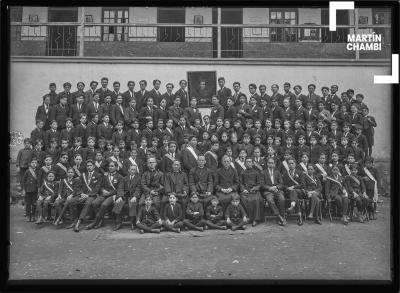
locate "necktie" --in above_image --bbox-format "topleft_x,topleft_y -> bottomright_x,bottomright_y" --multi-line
78,104 -> 81,111
95,103 -> 98,111
88,172 -> 92,182
171,204 -> 175,216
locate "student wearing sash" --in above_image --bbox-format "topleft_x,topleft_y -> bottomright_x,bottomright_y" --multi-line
215,155 -> 240,212
329,152 -> 344,176
314,153 -> 329,199
181,135 -> 200,174
86,161 -> 124,230
361,157 -> 380,220
277,150 -> 292,175
296,152 -> 310,174
261,157 -> 287,226
159,140 -> 181,174
72,159 -> 103,232
53,167 -> 80,226
240,157 -> 264,227
282,157 -> 305,225
301,164 -> 323,225
71,153 -> 86,179
93,150 -> 107,175
163,160 -> 189,216
252,147 -> 266,173
117,164 -> 142,230
233,148 -> 247,177
38,154 -> 53,186
105,146 -> 124,175
53,152 -> 70,181
136,195 -> 162,234
72,137 -> 87,164
36,171 -> 59,224
344,163 -> 368,223
140,156 -> 164,212
325,165 -> 349,225
189,155 -> 214,209
21,157 -> 40,222
204,141 -> 219,177
122,147 -> 143,175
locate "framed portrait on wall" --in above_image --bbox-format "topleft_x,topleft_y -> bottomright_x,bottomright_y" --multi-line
187,71 -> 217,107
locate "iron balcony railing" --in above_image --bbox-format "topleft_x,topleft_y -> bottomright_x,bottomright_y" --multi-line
10,22 -> 392,59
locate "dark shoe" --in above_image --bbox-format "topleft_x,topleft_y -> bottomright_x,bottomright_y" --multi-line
221,226 -> 227,230
315,218 -> 322,225
231,225 -> 238,231
196,227 -> 204,232
151,229 -> 161,234
176,228 -> 181,233
184,226 -> 189,231
252,221 -> 257,227
113,223 -> 122,231
53,218 -> 61,226
242,225 -> 246,230
139,229 -> 144,234
94,219 -> 104,229
204,226 -> 208,230
73,225 -> 80,232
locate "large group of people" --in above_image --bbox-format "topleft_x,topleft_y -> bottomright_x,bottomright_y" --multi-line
16,76 -> 381,234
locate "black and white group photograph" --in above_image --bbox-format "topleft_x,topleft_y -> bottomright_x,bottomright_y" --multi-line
4,1 -> 399,287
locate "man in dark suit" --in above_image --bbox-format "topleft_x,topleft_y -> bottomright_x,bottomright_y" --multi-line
259,84 -> 271,108
248,83 -> 261,106
168,96 -> 185,127
36,95 -> 52,131
95,77 -> 112,104
135,80 -> 150,110
270,84 -> 284,108
110,95 -> 125,126
110,81 -> 122,104
306,84 -> 321,110
148,79 -> 163,107
163,160 -> 189,214
84,81 -> 98,106
161,83 -> 175,108
217,77 -> 232,108
270,97 -> 285,123
70,94 -> 87,126
50,96 -> 69,130
174,80 -> 189,109
122,81 -> 136,108
181,135 -> 200,173
293,98 -> 310,124
293,85 -> 308,109
71,82 -> 85,106
232,82 -> 245,107
161,193 -> 184,233
44,82 -> 58,106
283,82 -> 296,109
56,82 -> 73,106
261,157 -> 286,226
175,117 -> 192,148
86,93 -> 101,121
139,96 -> 156,126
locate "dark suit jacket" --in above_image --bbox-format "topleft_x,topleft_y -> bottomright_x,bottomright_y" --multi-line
117,174 -> 141,199
134,90 -> 150,110
69,103 -> 87,125
293,106 -> 310,124
217,87 -> 232,108
261,168 -> 284,191
168,105 -> 185,127
98,103 -> 113,121
95,87 -> 112,104
164,171 -> 189,195
181,146 -> 200,173
31,128 -> 46,145
149,89 -> 163,107
111,104 -> 126,126
270,106 -> 285,123
78,171 -> 103,196
139,106 -> 156,126
174,88 -> 189,109
35,104 -> 52,130
50,104 -> 69,129
162,203 -> 183,221
122,90 -> 135,108
127,128 -> 142,146
97,123 -> 114,140
189,166 -> 213,194
86,102 -> 101,120
161,92 -> 175,108
124,106 -> 139,126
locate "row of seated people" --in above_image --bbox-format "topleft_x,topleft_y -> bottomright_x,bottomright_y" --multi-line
21,146 -> 379,233
18,130 -> 369,190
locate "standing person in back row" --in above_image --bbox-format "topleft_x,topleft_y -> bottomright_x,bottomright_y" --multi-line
175,80 -> 189,109
217,77 -> 232,108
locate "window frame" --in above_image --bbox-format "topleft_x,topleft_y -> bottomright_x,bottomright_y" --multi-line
156,7 -> 186,42
101,7 -> 129,42
269,8 -> 299,42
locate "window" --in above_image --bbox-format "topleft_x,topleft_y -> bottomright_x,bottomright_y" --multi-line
102,8 -> 128,41
270,9 -> 298,42
157,8 -> 185,42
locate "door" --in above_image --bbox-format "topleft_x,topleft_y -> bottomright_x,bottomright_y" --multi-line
321,9 -> 349,43
212,8 -> 243,58
47,7 -> 78,56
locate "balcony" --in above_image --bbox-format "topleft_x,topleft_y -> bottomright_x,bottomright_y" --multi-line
10,22 -> 392,60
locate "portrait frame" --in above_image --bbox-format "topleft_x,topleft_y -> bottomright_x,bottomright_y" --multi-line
187,71 -> 217,108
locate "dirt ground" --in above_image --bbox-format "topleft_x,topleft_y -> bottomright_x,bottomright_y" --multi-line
8,199 -> 391,280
